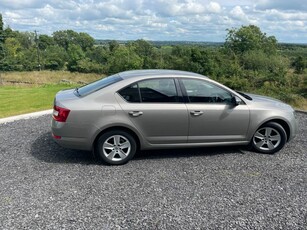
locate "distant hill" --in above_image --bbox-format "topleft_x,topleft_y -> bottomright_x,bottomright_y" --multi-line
95,40 -> 307,48
95,39 -> 223,47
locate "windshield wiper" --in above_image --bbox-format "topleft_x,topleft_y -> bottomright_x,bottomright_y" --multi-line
236,91 -> 252,100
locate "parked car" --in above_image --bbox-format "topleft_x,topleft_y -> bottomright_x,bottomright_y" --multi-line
51,70 -> 298,165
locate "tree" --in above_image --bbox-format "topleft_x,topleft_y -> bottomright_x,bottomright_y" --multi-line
86,46 -> 109,65
67,43 -> 85,72
242,50 -> 268,73
293,56 -> 305,74
76,32 -> 95,51
0,14 -> 5,67
4,37 -> 22,57
0,14 -> 3,42
108,40 -> 119,52
132,39 -> 154,68
53,30 -> 94,51
107,46 -> 142,74
38,34 -> 55,50
265,55 -> 289,85
53,30 -> 79,50
132,40 -> 153,57
76,59 -> 104,73
225,25 -> 277,55
18,47 -> 39,70
190,48 -> 220,76
14,32 -> 36,49
169,46 -> 192,71
42,45 -> 67,70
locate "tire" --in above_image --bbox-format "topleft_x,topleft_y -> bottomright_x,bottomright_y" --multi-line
252,122 -> 287,154
96,130 -> 137,165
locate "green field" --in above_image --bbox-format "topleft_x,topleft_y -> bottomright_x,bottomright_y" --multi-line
0,71 -> 102,118
0,84 -> 76,118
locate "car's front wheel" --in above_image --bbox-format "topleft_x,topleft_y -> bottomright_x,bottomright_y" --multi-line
252,122 -> 287,154
96,130 -> 137,165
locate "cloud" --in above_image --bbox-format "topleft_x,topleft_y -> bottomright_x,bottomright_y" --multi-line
230,6 -> 247,21
256,0 -> 307,11
207,2 -> 221,13
0,0 -> 306,43
144,0 -> 222,17
0,0 -> 46,9
261,9 -> 307,21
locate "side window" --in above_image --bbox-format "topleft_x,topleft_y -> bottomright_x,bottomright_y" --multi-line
118,84 -> 141,102
182,79 -> 233,103
139,78 -> 178,103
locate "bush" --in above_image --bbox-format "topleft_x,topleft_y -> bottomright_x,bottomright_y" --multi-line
76,59 -> 104,73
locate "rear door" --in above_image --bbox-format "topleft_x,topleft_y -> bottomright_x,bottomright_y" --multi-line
117,78 -> 189,144
180,78 -> 250,143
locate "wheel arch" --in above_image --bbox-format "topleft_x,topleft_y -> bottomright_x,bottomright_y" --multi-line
259,119 -> 291,141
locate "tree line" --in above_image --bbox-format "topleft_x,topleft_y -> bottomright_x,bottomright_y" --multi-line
0,14 -> 306,103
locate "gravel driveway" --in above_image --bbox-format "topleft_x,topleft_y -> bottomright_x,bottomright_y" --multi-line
0,113 -> 306,229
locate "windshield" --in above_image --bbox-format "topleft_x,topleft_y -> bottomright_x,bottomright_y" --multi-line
75,74 -> 123,97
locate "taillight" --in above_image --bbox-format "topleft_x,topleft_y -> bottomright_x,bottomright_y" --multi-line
53,105 -> 70,122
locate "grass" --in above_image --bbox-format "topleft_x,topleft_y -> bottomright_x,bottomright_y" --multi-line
0,84 -> 76,118
0,71 -> 103,118
294,99 -> 307,110
0,70 -> 102,85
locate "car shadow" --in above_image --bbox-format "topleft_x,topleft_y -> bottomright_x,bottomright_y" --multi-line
30,132 -> 95,165
31,132 -> 246,165
135,145 -> 244,161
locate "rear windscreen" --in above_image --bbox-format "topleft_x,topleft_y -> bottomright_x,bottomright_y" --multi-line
75,74 -> 123,97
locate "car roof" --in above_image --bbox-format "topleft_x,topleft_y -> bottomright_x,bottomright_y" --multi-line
117,69 -> 208,79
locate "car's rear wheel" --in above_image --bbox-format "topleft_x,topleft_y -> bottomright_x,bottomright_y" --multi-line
252,122 -> 287,154
96,130 -> 137,165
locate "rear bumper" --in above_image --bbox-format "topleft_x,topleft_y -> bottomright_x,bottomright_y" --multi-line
52,135 -> 92,151
51,118 -> 93,151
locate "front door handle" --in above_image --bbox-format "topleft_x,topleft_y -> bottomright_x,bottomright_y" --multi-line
129,111 -> 143,117
190,111 -> 203,116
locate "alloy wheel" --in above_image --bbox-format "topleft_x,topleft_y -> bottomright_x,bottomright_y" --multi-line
102,135 -> 131,162
253,127 -> 281,151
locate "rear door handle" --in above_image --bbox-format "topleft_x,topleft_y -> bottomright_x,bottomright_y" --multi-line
190,111 -> 203,116
129,111 -> 143,117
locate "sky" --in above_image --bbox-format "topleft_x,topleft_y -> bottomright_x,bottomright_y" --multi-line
1,0 -> 307,43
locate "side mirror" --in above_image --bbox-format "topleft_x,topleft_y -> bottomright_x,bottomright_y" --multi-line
230,96 -> 241,106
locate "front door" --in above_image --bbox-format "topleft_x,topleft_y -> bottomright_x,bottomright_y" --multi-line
181,78 -> 250,143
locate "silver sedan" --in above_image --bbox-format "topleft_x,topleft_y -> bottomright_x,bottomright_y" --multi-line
51,70 -> 298,165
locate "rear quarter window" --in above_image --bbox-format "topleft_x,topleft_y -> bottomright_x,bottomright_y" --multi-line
118,84 -> 141,102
